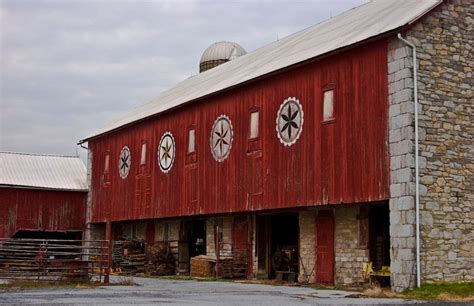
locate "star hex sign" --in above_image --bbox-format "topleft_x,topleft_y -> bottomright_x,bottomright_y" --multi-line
276,97 -> 304,146
119,146 -> 131,179
210,115 -> 233,162
158,132 -> 175,173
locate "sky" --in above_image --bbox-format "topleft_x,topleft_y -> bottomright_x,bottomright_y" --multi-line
0,0 -> 366,162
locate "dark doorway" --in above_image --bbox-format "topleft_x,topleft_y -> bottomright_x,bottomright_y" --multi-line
189,220 -> 206,258
315,210 -> 335,284
256,214 -> 299,280
369,203 -> 390,285
256,215 -> 270,278
178,219 -> 206,274
270,214 -> 299,278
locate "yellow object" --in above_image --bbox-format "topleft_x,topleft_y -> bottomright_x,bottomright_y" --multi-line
362,262 -> 390,284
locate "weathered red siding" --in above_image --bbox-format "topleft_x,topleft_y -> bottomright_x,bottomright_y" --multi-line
89,39 -> 389,223
0,188 -> 86,238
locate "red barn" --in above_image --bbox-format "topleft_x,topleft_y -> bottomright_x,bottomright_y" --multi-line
80,0 -> 474,291
0,152 -> 87,240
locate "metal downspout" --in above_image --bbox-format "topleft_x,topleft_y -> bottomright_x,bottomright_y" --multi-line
397,33 -> 420,288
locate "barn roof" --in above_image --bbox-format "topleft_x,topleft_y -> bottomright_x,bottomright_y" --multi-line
0,152 -> 88,191
81,0 -> 441,143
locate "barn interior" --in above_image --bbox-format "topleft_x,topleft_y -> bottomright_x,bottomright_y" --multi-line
369,203 -> 391,286
179,219 -> 206,274
12,230 -> 82,240
256,213 -> 299,281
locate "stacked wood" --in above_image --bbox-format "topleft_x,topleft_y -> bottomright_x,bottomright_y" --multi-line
112,240 -> 146,274
144,242 -> 175,276
190,255 -> 216,277
190,252 -> 248,279
219,251 -> 248,279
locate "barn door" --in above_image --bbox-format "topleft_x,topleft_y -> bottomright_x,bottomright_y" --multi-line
232,216 -> 251,277
315,210 -> 335,284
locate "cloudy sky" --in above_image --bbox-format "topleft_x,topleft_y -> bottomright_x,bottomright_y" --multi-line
1,0 -> 366,161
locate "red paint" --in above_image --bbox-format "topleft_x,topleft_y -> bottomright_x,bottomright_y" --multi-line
232,216 -> 252,276
0,188 -> 86,239
88,39 -> 389,223
315,210 -> 335,284
146,221 -> 155,245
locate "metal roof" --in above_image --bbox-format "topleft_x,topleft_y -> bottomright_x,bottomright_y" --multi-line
200,41 -> 247,63
0,152 -> 88,191
81,0 -> 441,142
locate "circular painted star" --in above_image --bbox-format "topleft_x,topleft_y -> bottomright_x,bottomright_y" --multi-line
158,132 -> 175,173
210,115 -> 233,162
276,97 -> 304,146
119,146 -> 131,179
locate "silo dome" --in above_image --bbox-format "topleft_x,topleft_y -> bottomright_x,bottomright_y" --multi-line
199,41 -> 246,73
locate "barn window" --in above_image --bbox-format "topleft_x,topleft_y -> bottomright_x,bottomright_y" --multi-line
140,142 -> 147,165
188,128 -> 195,153
249,111 -> 259,139
104,153 -> 110,173
323,89 -> 335,122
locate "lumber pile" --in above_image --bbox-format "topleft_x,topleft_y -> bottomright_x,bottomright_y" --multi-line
144,242 -> 175,276
113,240 -> 176,276
112,240 -> 146,274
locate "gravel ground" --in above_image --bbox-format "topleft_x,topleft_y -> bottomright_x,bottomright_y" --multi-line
0,276 -> 433,305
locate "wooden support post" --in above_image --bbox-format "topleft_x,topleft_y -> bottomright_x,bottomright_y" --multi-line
104,220 -> 111,284
215,224 -> 220,277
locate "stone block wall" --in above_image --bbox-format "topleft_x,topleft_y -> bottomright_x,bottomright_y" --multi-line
388,0 -> 473,290
405,0 -> 473,283
298,211 -> 316,283
206,217 -> 233,256
387,36 -> 417,292
334,207 -> 369,285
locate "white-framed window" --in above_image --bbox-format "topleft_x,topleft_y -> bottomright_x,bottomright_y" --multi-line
323,89 -> 335,122
104,153 -> 110,173
140,142 -> 147,165
249,111 -> 259,139
188,128 -> 195,153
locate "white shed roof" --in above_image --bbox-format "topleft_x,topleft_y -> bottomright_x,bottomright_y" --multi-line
82,0 -> 441,142
0,152 -> 88,191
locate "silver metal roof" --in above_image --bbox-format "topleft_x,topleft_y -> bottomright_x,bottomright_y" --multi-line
82,0 -> 441,142
200,41 -> 247,63
0,152 -> 88,191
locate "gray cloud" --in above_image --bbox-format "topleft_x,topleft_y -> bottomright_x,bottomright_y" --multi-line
0,0 -> 366,161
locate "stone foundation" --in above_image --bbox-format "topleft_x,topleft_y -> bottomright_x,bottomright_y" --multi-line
334,207 -> 369,286
298,211 -> 316,283
206,217 -> 233,256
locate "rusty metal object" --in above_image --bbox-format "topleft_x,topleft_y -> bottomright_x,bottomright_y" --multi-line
0,238 -> 109,282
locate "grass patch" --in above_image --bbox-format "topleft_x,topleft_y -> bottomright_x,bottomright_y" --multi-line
158,275 -> 233,282
195,277 -> 232,282
403,282 -> 474,301
0,280 -> 97,291
158,275 -> 194,281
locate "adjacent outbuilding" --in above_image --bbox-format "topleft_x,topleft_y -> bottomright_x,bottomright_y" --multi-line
0,151 -> 88,239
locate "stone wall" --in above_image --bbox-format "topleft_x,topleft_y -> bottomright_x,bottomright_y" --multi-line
407,0 -> 473,282
298,211 -> 316,283
387,36 -> 418,292
388,0 -> 473,290
206,217 -> 233,256
334,207 -> 369,286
